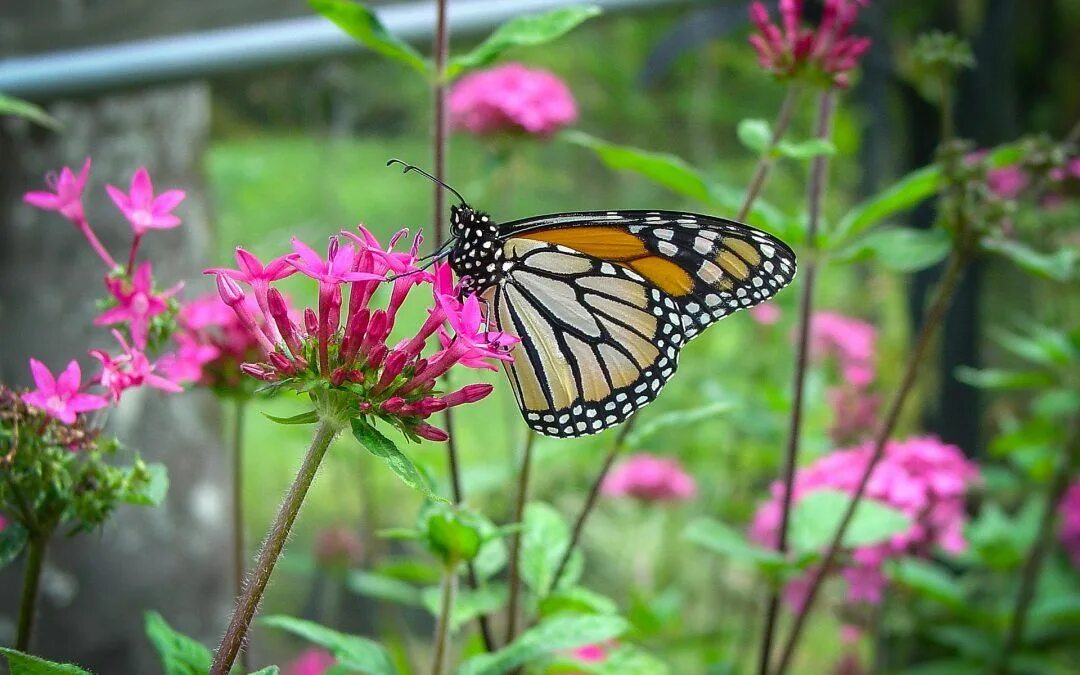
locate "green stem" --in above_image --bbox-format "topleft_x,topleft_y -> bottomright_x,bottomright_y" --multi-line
994,422 -> 1080,674
431,568 -> 458,675
756,89 -> 835,675
231,399 -> 249,671
503,432 -> 537,645
210,419 -> 340,674
737,84 -> 803,222
15,532 -> 49,652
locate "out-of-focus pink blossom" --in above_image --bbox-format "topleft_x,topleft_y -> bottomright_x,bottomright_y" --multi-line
602,453 -> 697,502
1049,157 -> 1080,182
750,302 -> 782,325
748,0 -> 871,88
809,311 -> 877,388
106,167 -> 186,235
314,525 -> 364,569
21,359 -> 108,425
23,157 -> 92,223
157,332 -> 221,384
750,436 -> 979,606
285,648 -> 336,675
1058,479 -> 1080,568
95,262 -> 179,349
449,62 -> 578,137
90,330 -> 183,402
987,165 -> 1029,200
827,385 -> 880,444
572,644 -> 608,663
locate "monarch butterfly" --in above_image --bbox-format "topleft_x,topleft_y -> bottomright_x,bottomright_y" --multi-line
390,161 -> 797,438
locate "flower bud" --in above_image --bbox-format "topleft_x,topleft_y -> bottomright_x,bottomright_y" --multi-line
330,367 -> 347,387
441,383 -> 494,407
416,396 -> 448,416
304,308 -> 318,336
240,362 -> 272,381
374,350 -> 408,394
215,274 -> 245,305
415,423 -> 449,442
380,397 -> 406,413
365,344 -> 387,370
267,351 -> 294,374
360,310 -> 388,356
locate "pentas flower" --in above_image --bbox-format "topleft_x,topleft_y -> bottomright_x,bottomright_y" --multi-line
449,62 -> 578,137
23,157 -> 92,223
749,302 -> 782,325
285,648 -> 336,675
750,436 -> 979,607
96,262 -> 180,349
90,330 -> 183,402
1059,479 -> 1080,568
21,359 -> 108,425
809,311 -> 877,388
211,227 -> 513,440
748,0 -> 871,88
157,332 -> 221,384
602,454 -> 697,502
105,167 -> 186,235
173,293 -> 279,390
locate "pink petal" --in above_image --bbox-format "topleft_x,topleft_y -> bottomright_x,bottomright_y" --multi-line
262,256 -> 298,281
133,261 -> 154,291
27,358 -> 56,392
329,245 -> 355,278
75,157 -> 92,190
68,393 -> 108,413
146,373 -> 184,393
56,360 -> 82,394
291,237 -> 325,272
105,184 -> 133,214
234,248 -> 263,278
129,168 -> 154,207
95,306 -> 132,325
146,214 -> 181,229
23,191 -> 61,211
152,189 -> 186,214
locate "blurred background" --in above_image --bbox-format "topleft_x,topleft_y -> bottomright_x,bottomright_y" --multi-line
1,0 -> 1079,673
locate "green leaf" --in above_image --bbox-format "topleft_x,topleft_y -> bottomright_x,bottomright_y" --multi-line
888,558 -> 965,609
626,401 -> 732,448
992,326 -> 1076,367
262,409 -> 320,425
457,614 -> 629,675
830,166 -> 941,246
902,660 -> 983,675
925,624 -> 996,660
472,513 -> 509,582
0,521 -> 29,567
421,582 -> 507,631
447,6 -> 601,78
519,502 -> 571,599
835,227 -> 952,272
347,570 -> 424,606
683,518 -> 787,575
126,463 -> 169,506
351,418 -> 444,501
776,137 -> 836,160
1029,593 -> 1080,632
981,239 -> 1077,282
538,586 -> 619,617
250,668 -> 281,675
144,611 -> 212,675
790,490 -> 911,553
309,0 -> 430,76
0,94 -> 61,131
0,648 -> 90,674
736,119 -> 771,154
260,615 -> 397,675
955,367 -> 1055,391
422,503 -> 483,564
586,644 -> 671,675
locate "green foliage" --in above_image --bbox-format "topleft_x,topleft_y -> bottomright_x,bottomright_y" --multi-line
347,570 -> 425,606
834,227 -> 952,272
889,558 -> 966,611
519,501 -> 573,599
736,118 -> 835,159
309,0 -> 430,76
421,582 -> 507,631
538,586 -> 619,617
421,501 -> 484,566
457,614 -> 629,675
447,6 -> 602,78
123,463 -> 169,507
981,238 -> 1078,282
0,93 -> 61,131
260,615 -> 398,675
683,518 -> 787,577
144,611 -> 212,675
350,417 -> 443,501
0,648 -> 90,675
0,522 -> 29,567
790,490 -> 911,552
829,166 -> 942,246
262,409 -> 321,425
625,401 -> 732,448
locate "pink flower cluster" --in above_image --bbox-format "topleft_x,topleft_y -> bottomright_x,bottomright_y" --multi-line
208,229 -> 515,441
449,62 -> 578,137
1058,479 -> 1080,568
20,160 -> 190,427
748,0 -> 871,88
809,311 -> 880,444
750,436 -> 979,606
986,157 -> 1080,208
602,453 -> 697,503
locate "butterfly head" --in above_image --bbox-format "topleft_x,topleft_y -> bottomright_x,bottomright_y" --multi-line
448,204 -> 503,294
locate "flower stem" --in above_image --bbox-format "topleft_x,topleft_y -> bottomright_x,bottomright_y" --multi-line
737,84 -> 803,222
126,233 -> 142,276
74,216 -> 118,269
431,568 -> 458,675
756,89 -> 835,675
771,249 -> 970,675
15,533 -> 49,652
210,419 -> 340,674
230,398 -> 249,671
503,431 -> 536,645
994,422 -> 1080,674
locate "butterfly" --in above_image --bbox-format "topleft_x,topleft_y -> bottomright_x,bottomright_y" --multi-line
389,161 -> 797,438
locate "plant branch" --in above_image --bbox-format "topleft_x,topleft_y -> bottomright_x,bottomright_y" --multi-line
994,421 -> 1080,674
15,532 -> 49,652
230,398 -> 249,670
771,248 -> 970,674
756,89 -> 835,675
210,419 -> 340,674
74,216 -> 118,269
503,431 -> 536,645
431,568 -> 458,675
737,84 -> 803,222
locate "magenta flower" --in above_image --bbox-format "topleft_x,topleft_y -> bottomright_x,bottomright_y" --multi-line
21,359 -> 108,425
827,385 -> 880,444
23,157 -> 92,223
106,167 -> 186,235
602,454 -> 697,503
157,332 -> 221,384
90,330 -> 183,402
749,302 -> 782,325
1059,479 -> 1080,568
95,262 -> 178,349
809,311 -> 877,388
285,648 -> 336,675
750,436 -> 979,607
987,165 -> 1029,199
749,0 -> 871,88
449,62 -> 578,137
571,644 -> 609,663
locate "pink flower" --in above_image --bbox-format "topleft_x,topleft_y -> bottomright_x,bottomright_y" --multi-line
106,167 -> 186,235
572,644 -> 608,663
750,436 -> 979,606
90,331 -> 184,402
95,262 -> 178,349
449,63 -> 578,137
20,359 -> 108,425
1059,480 -> 1080,568
809,311 -> 877,388
23,157 -> 92,223
749,302 -> 782,325
285,648 -> 336,675
157,332 -> 221,384
1049,157 -> 1080,182
602,453 -> 697,502
749,0 -> 871,88
987,165 -> 1029,199
827,385 -> 880,444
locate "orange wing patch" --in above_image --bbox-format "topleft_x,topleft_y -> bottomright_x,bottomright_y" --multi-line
519,227 -> 647,260
629,256 -> 694,297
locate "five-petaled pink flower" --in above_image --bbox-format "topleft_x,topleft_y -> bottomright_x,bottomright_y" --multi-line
23,157 -> 92,223
90,331 -> 184,402
96,262 -> 178,349
106,167 -> 186,235
449,62 -> 578,137
749,0 -> 871,88
602,453 -> 697,502
21,359 -> 108,424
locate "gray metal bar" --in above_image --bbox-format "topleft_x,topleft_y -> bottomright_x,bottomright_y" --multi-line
0,0 -> 686,99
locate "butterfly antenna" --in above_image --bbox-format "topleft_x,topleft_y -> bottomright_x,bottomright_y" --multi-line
386,158 -> 467,205
384,239 -> 455,282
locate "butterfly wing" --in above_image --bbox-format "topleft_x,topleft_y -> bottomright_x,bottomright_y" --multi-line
489,211 -> 796,437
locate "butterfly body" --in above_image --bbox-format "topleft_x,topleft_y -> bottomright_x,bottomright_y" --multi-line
446,205 -> 797,438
